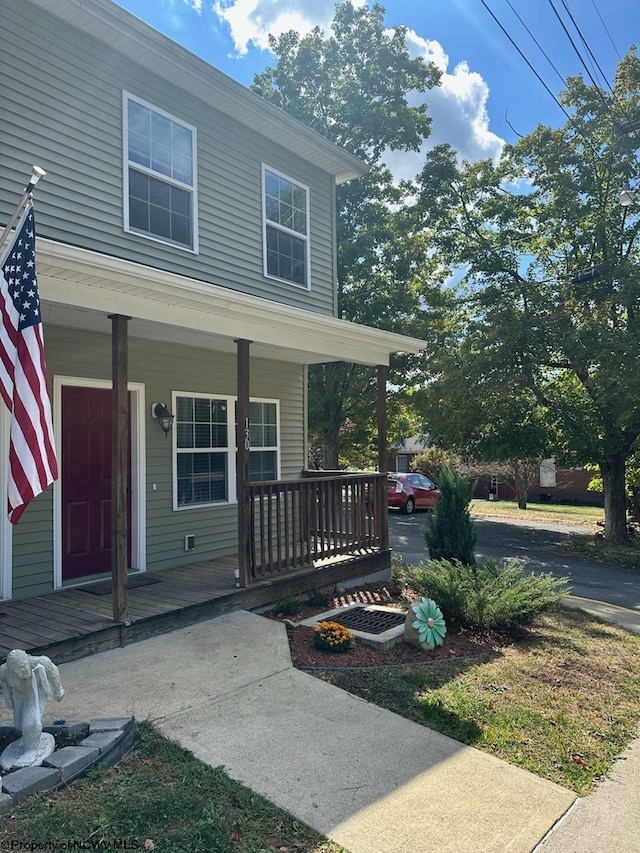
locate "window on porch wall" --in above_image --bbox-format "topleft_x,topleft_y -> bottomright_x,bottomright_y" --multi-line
173,393 -> 279,509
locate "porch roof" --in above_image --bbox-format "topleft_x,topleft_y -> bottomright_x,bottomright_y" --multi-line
38,240 -> 427,367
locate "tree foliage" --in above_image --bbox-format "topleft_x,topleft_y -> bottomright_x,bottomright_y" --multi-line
415,49 -> 640,541
252,2 -> 440,467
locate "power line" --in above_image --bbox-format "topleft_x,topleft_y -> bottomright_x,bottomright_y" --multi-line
478,0 -> 573,124
545,0 -> 611,109
560,0 -> 613,93
591,0 -> 622,61
503,0 -> 568,89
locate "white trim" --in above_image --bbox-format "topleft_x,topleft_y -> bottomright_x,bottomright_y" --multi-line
171,391 -> 281,511
0,404 -> 12,600
38,239 -> 426,367
52,376 -> 146,589
122,91 -> 199,254
262,164 -> 310,291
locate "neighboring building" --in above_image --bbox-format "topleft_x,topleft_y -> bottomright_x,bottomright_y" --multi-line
0,0 -> 423,601
392,437 -> 602,505
392,435 -> 430,473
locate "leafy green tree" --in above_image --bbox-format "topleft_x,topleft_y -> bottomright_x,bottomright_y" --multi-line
415,50 -> 640,542
252,2 -> 440,467
410,447 -> 462,483
424,464 -> 476,565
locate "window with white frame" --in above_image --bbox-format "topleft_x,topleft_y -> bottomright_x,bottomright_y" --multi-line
262,166 -> 309,288
248,401 -> 278,482
124,93 -> 197,251
174,393 -> 280,509
395,455 -> 409,473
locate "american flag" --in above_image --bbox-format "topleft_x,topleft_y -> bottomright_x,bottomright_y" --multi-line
0,203 -> 58,523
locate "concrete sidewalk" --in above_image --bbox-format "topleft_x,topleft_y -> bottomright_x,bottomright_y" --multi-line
54,611 -> 575,853
535,734 -> 640,852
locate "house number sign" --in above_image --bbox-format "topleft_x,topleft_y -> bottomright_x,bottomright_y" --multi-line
244,417 -> 250,451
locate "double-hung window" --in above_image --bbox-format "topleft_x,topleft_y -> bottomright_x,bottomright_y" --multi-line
248,401 -> 278,481
124,93 -> 198,251
262,166 -> 309,288
175,396 -> 229,507
174,393 -> 280,509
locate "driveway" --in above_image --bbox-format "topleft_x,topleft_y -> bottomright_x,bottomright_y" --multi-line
388,511 -> 640,613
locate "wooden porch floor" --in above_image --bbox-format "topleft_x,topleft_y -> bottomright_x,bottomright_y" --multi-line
0,549 -> 390,666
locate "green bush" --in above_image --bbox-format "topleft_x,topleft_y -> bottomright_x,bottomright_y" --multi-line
276,594 -> 302,616
307,585 -> 335,607
400,558 -> 569,630
424,463 -> 477,565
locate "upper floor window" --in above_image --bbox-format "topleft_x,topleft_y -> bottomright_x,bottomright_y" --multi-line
262,166 -> 309,289
124,93 -> 198,251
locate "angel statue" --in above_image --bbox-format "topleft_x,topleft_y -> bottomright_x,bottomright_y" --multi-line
0,649 -> 65,769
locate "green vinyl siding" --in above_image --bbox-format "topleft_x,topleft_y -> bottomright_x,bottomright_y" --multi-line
7,328 -> 306,598
0,1 -> 336,317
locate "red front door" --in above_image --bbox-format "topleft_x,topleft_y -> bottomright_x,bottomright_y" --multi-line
61,386 -> 131,581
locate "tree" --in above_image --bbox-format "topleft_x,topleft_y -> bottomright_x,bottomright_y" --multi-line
252,2 -> 440,467
415,50 -> 640,542
424,464 -> 476,565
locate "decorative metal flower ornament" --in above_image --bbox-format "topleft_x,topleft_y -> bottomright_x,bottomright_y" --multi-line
411,598 -> 447,649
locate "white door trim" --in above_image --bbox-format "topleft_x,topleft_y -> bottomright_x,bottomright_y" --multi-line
53,376 -> 146,589
0,404 -> 12,600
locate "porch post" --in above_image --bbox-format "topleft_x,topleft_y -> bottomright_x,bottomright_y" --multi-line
377,364 -> 389,552
236,338 -> 252,587
109,314 -> 130,623
377,365 -> 388,474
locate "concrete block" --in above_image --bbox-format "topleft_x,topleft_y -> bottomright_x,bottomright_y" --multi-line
0,793 -> 14,816
80,731 -> 122,754
1,766 -> 60,803
43,721 -> 90,741
43,746 -> 100,782
89,717 -> 134,734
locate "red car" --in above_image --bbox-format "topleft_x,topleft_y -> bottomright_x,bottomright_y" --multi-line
387,473 -> 440,514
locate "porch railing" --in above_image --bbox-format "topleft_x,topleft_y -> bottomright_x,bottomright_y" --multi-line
246,472 -> 388,580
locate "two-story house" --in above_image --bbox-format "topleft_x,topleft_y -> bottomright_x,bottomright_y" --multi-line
0,0 -> 424,618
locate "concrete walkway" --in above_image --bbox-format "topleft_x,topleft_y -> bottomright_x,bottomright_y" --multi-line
535,736 -> 640,853
54,611 -> 575,853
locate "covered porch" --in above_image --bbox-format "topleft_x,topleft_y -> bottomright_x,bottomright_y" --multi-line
20,239 -> 425,622
0,543 -> 391,665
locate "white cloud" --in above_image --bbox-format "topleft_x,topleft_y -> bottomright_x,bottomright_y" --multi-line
210,3 -> 504,173
213,0 -> 363,54
384,30 -> 505,182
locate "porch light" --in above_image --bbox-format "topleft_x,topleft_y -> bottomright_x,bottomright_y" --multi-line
151,402 -> 174,436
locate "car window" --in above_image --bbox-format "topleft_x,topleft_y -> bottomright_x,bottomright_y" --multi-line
419,476 -> 434,488
408,475 -> 421,486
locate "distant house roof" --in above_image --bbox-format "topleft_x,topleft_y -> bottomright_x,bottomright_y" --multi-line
393,435 -> 431,455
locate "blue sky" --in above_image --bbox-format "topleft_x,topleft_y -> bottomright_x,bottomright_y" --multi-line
114,0 -> 637,178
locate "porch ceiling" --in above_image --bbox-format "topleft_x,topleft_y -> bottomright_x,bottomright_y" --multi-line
37,240 -> 426,367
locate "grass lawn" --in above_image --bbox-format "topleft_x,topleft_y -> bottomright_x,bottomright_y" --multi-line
0,721 -> 345,853
318,607 -> 640,795
470,499 -> 604,528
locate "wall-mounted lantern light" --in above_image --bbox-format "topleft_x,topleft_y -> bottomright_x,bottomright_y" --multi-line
151,402 -> 174,436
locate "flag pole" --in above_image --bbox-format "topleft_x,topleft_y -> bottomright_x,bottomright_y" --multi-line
0,166 -> 46,256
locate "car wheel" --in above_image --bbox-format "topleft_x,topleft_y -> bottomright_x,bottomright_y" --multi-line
402,497 -> 415,515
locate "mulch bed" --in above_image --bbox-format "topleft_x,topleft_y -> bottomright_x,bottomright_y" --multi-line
263,581 -> 519,668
